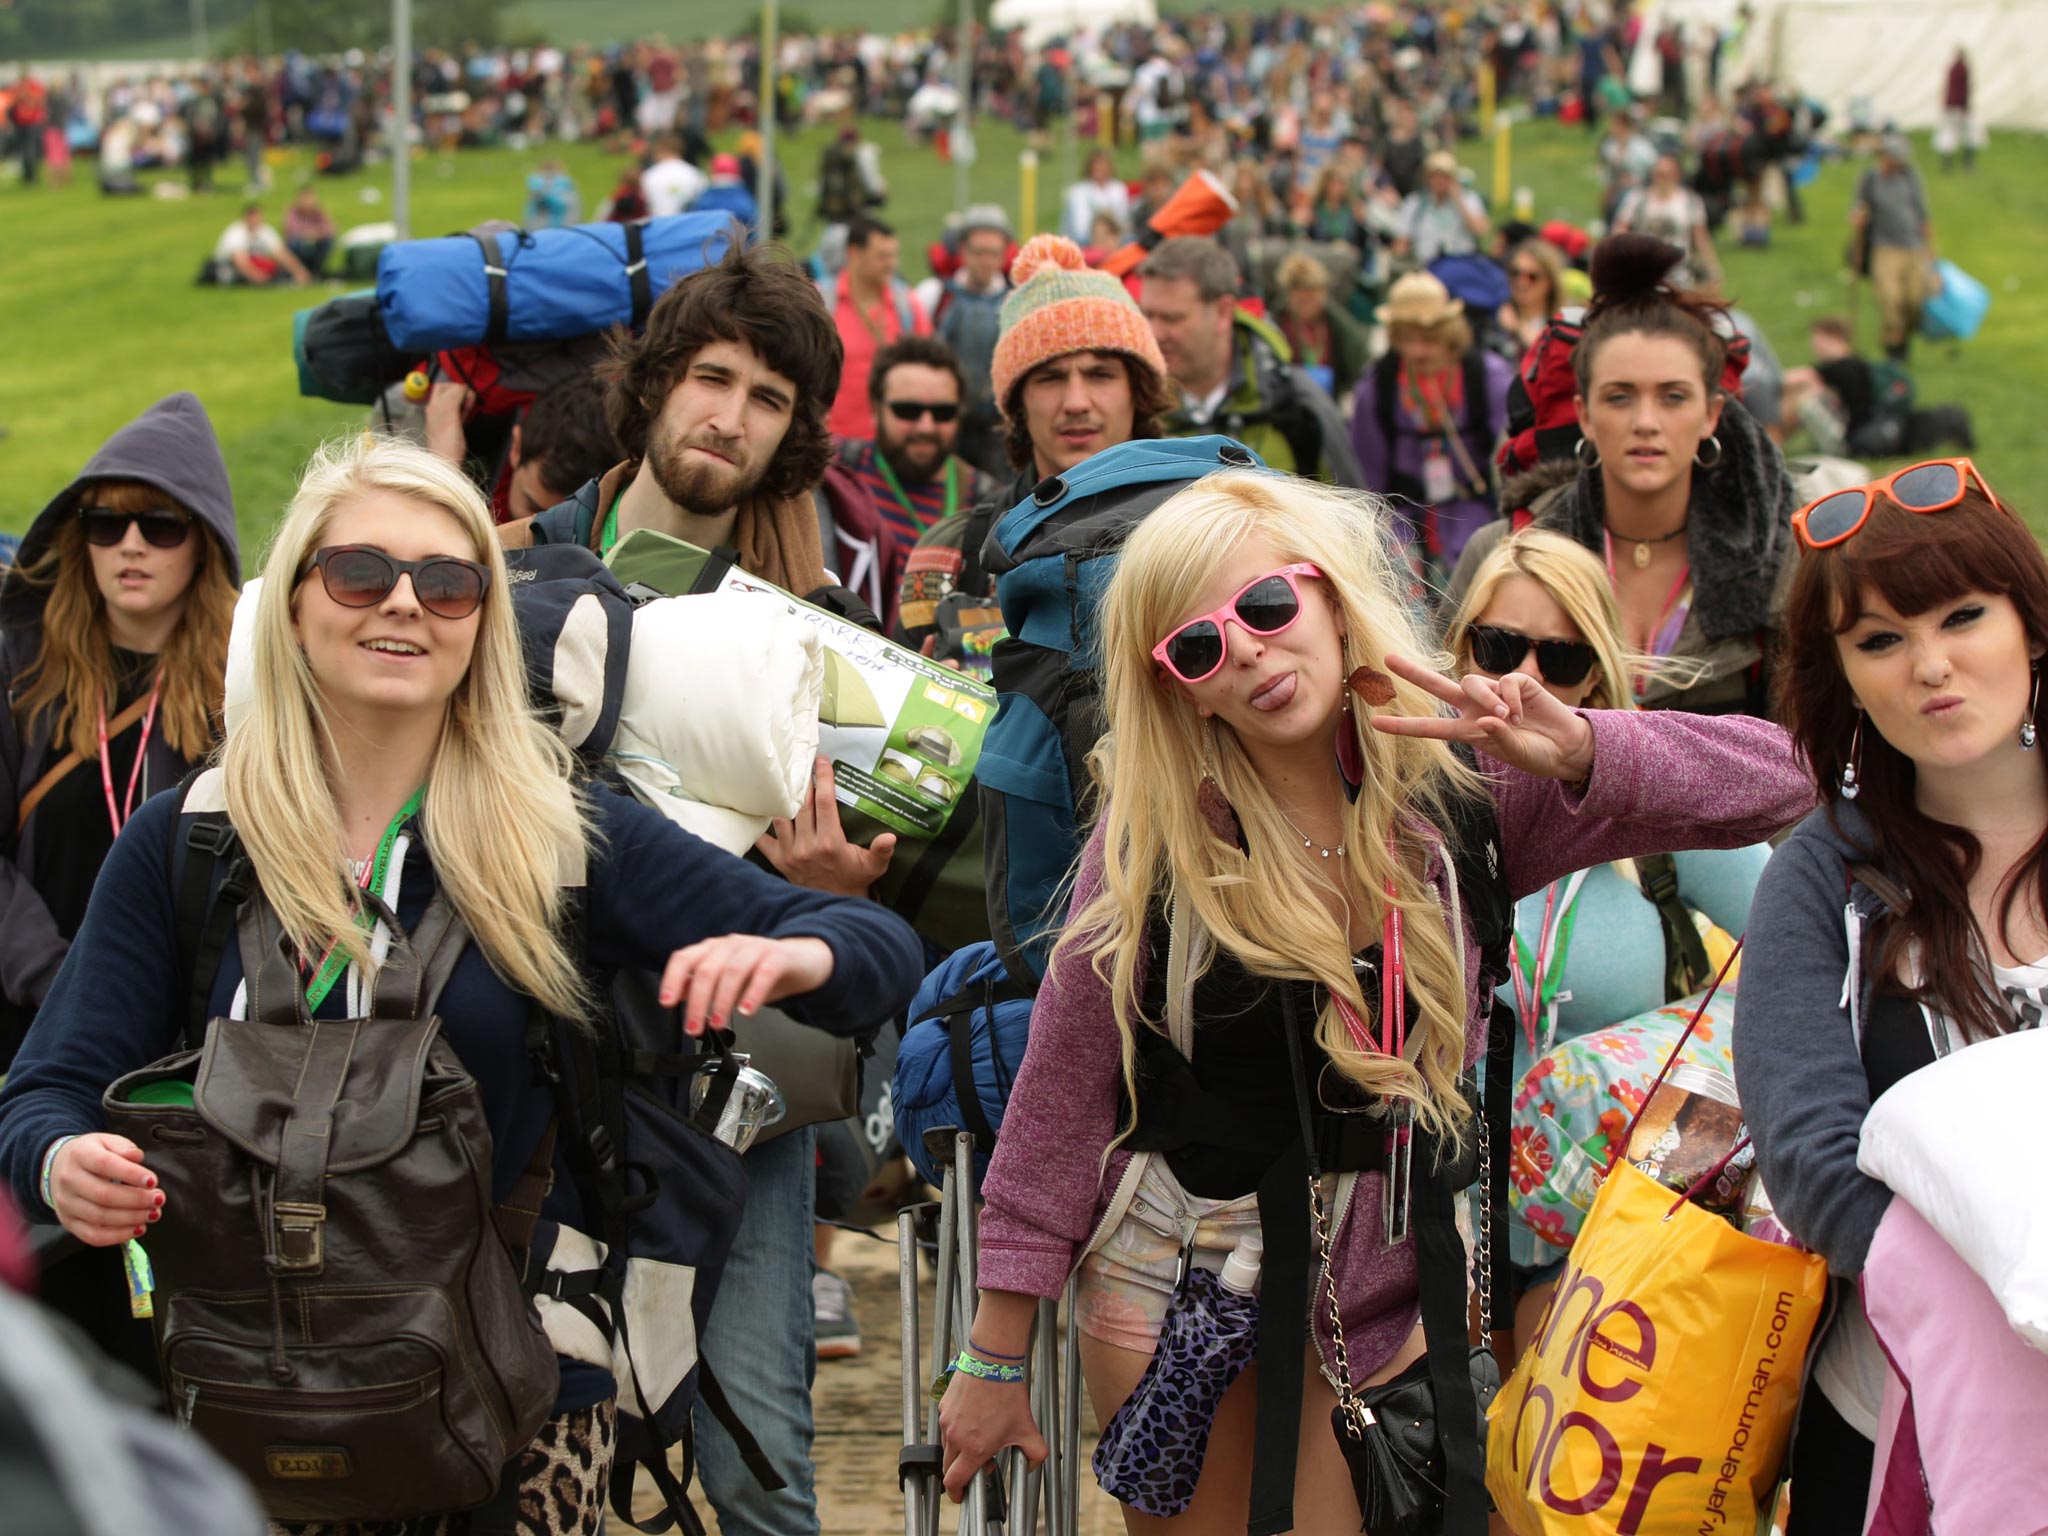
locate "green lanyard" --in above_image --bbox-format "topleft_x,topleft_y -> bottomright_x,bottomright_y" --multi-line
1510,871 -> 1585,1056
874,452 -> 957,534
600,490 -> 624,555
304,786 -> 426,1012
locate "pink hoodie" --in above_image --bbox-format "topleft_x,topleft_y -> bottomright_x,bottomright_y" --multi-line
977,707 -> 1813,1386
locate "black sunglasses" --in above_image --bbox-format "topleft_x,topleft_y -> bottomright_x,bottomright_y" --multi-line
1468,624 -> 1598,687
884,400 -> 961,424
302,545 -> 490,620
79,506 -> 194,550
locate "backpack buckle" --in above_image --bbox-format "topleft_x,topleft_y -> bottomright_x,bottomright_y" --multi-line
187,820 -> 238,858
1031,474 -> 1067,507
272,1202 -> 326,1273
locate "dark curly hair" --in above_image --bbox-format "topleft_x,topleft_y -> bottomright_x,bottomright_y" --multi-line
1001,352 -> 1173,471
602,240 -> 842,504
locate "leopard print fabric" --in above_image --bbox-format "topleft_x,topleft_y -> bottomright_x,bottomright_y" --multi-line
270,1399 -> 618,1536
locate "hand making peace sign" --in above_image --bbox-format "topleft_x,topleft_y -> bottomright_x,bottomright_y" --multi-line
1367,654 -> 1599,784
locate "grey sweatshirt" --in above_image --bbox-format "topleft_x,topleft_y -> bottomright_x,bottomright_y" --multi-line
1734,800 -> 1898,1276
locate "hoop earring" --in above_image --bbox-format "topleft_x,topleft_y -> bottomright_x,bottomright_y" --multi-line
1573,436 -> 1601,470
2024,669 -> 2041,751
1695,435 -> 1724,471
1840,712 -> 1865,801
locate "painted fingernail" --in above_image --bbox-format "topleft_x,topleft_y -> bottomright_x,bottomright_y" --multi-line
134,1226 -> 146,1237
148,1210 -> 161,1222
710,1014 -> 724,1030
739,1002 -> 757,1016
144,1177 -> 157,1189
153,1192 -> 165,1207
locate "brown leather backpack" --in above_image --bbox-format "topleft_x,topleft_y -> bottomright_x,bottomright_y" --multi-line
103,887 -> 558,1522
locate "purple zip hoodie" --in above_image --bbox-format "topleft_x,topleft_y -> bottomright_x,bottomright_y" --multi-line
977,707 -> 1813,1388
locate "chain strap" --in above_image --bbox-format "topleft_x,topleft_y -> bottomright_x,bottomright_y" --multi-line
1477,1102 -> 1495,1339
1309,1172 -> 1370,1437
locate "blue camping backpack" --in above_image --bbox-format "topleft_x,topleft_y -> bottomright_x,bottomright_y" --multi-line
976,435 -> 1268,982
893,942 -> 1035,1189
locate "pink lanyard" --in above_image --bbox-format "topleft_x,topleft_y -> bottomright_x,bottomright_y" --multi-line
1333,877 -> 1406,1060
97,674 -> 164,839
1603,533 -> 1694,686
1509,877 -> 1561,1055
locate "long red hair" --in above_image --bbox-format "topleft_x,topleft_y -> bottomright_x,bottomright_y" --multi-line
1778,490 -> 2048,1040
8,480 -> 235,763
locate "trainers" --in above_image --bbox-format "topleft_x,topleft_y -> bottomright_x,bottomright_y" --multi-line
813,1268 -> 862,1360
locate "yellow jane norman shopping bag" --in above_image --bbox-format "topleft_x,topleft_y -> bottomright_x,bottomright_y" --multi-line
1486,1158 -> 1827,1535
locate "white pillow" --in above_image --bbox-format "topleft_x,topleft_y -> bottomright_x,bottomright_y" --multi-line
1858,1026 -> 2048,1351
606,590 -> 822,855
222,578 -> 823,858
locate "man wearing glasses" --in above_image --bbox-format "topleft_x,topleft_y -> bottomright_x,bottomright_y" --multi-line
836,337 -> 1001,555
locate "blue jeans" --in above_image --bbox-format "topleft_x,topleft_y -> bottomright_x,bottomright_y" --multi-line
692,1123 -> 819,1536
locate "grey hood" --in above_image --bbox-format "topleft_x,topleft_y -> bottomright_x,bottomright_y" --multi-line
1,392 -> 240,633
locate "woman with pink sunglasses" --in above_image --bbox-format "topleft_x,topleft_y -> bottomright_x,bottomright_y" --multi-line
939,469 -> 1811,1533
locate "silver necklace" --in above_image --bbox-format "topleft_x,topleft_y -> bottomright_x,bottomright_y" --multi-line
1280,810 -> 1346,859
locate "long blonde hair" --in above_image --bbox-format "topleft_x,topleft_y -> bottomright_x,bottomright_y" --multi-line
1062,470 -> 1481,1143
1443,528 -> 1706,710
223,436 -> 592,1021
9,481 -> 237,761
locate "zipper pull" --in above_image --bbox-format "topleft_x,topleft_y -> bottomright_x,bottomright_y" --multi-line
178,1382 -> 198,1429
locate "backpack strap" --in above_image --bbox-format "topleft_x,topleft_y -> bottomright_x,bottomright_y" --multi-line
468,230 -> 511,348
623,221 -> 653,330
926,967 -> 1035,1150
1848,861 -> 1911,916
1636,852 -> 1715,1000
171,768 -> 253,1050
1372,350 -> 1401,459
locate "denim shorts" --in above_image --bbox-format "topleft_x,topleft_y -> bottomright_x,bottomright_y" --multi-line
1075,1158 -> 1264,1353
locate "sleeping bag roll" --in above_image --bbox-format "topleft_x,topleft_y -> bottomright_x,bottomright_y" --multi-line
377,211 -> 742,354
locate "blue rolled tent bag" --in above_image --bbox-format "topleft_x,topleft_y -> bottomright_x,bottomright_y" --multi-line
1921,259 -> 1990,343
377,211 -> 742,354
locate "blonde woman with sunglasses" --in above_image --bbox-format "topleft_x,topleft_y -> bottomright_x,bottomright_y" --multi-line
938,471 -> 1810,1534
0,436 -> 923,1533
1445,528 -> 1784,1352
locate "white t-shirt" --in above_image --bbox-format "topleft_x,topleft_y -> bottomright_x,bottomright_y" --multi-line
213,220 -> 286,263
1815,952 -> 2048,1436
641,156 -> 707,219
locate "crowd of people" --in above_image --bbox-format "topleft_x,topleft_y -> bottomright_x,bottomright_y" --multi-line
0,3 -> 2033,1534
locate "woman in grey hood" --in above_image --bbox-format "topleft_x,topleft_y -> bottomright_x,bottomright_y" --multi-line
1,392 -> 241,1066
1736,461 -> 2046,1532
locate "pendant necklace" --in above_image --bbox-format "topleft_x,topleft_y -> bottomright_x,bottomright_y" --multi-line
1279,809 -> 1345,859
1606,519 -> 1688,569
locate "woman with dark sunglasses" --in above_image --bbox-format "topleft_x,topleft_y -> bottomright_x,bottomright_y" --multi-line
1494,238 -> 1567,357
1444,528 -> 1780,1351
1449,233 -> 1797,718
1,393 -> 241,1071
939,471 -> 1809,1532
1738,466 -> 2048,1532
0,435 -> 922,1532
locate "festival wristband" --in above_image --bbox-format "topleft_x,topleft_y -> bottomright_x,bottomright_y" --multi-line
950,1350 -> 1028,1384
39,1134 -> 79,1215
967,1335 -> 1027,1362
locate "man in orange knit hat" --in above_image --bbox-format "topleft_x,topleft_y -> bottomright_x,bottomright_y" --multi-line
893,234 -> 1173,669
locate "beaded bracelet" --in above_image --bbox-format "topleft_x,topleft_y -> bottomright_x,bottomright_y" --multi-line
40,1134 -> 79,1216
967,1336 -> 1027,1362
950,1350 -> 1027,1384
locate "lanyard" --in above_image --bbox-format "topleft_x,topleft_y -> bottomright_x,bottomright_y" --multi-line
98,673 -> 164,840
303,786 -> 426,1012
1333,876 -> 1407,1060
1604,531 -> 1694,679
874,451 -> 957,532
1509,867 -> 1589,1057
600,490 -> 624,555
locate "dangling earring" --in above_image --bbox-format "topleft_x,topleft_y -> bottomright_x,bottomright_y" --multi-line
1336,646 -> 1371,787
2023,668 -> 2041,751
1574,436 -> 1601,470
1198,724 -> 1244,848
1695,435 -> 1724,471
1840,712 -> 1865,801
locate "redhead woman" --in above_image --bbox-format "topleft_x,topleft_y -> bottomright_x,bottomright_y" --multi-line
1,393 -> 239,1067
938,471 -> 1809,1534
0,436 -> 922,1533
1738,464 -> 2048,1532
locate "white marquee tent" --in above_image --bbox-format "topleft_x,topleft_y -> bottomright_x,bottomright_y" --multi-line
1641,0 -> 2048,131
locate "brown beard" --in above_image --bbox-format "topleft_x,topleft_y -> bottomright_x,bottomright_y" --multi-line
877,431 -> 949,484
646,421 -> 768,514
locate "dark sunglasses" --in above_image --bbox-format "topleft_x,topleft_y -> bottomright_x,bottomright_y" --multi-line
1152,563 -> 1324,684
78,506 -> 194,549
302,545 -> 490,620
1467,624 -> 1598,688
1510,266 -> 1544,283
1792,457 -> 2008,552
884,400 -> 961,424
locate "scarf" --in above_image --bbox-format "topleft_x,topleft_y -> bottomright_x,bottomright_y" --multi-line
1535,397 -> 1795,642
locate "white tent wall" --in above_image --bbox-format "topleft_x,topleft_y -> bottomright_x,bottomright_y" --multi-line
1738,0 -> 2048,132
989,0 -> 1159,50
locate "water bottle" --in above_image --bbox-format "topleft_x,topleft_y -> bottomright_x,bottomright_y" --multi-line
1093,1232 -> 1263,1516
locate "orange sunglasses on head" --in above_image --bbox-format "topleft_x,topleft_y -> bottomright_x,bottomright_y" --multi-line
1792,457 -> 2008,552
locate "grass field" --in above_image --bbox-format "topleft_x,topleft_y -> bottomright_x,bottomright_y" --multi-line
1,117 -> 2043,554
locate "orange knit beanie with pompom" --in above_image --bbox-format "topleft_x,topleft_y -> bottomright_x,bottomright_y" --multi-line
990,234 -> 1168,414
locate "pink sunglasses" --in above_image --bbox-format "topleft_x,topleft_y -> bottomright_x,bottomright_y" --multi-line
1152,563 -> 1326,684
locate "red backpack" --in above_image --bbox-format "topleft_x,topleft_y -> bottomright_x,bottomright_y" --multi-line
1496,308 -> 1751,484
